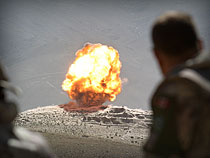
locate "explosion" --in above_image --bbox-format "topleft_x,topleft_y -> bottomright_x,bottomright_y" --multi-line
62,43 -> 122,108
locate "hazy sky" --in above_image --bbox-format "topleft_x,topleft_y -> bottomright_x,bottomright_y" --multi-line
0,0 -> 209,111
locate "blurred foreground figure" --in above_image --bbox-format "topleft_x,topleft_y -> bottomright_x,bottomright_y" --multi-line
144,11 -> 210,158
0,63 -> 55,158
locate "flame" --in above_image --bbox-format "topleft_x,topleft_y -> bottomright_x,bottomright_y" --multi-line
62,43 -> 122,106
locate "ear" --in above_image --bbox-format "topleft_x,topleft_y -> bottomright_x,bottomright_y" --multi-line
153,47 -> 166,75
153,47 -> 161,61
197,39 -> 203,52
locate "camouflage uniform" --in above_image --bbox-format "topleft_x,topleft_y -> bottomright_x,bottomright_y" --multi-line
0,63 -> 55,158
144,53 -> 210,158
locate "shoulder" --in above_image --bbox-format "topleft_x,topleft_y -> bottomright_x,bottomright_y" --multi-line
156,76 -> 201,96
152,75 -> 203,110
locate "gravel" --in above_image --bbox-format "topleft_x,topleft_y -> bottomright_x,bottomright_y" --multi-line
14,105 -> 152,158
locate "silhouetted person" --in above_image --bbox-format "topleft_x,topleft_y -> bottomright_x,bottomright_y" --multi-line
144,11 -> 210,158
0,63 -> 55,158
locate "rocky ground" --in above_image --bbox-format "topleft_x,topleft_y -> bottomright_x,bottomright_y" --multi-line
14,105 -> 152,158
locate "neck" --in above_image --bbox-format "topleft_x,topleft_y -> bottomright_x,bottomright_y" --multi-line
161,59 -> 184,76
160,52 -> 198,76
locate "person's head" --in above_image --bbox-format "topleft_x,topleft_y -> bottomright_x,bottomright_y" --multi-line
0,64 -> 8,100
0,64 -> 17,124
151,11 -> 202,75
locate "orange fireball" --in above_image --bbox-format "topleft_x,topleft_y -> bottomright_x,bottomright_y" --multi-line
62,43 -> 122,106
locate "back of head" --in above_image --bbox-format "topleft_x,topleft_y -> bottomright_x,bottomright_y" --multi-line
0,64 -> 8,100
152,11 -> 200,57
0,63 -> 17,124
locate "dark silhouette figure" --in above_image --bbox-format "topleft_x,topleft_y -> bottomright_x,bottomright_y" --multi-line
0,63 -> 55,158
144,11 -> 210,158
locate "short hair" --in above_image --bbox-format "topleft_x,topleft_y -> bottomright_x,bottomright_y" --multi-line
152,11 -> 199,56
0,64 -> 8,100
